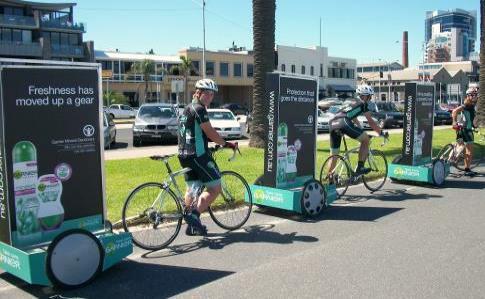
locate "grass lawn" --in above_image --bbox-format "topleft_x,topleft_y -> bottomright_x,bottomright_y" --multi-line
105,129 -> 468,222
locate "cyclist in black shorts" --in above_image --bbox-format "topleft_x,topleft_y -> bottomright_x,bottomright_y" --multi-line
178,78 -> 237,235
452,87 -> 478,176
328,84 -> 388,176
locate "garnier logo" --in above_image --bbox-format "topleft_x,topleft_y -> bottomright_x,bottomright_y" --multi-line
13,170 -> 22,179
394,167 -> 405,176
37,183 -> 46,192
254,189 -> 265,204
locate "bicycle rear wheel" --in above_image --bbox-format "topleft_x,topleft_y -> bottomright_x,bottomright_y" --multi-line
362,150 -> 388,192
455,143 -> 483,171
319,155 -> 351,199
122,182 -> 182,251
208,171 -> 252,230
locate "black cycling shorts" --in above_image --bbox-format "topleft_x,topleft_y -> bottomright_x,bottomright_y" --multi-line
329,117 -> 365,150
178,154 -> 221,185
457,129 -> 474,144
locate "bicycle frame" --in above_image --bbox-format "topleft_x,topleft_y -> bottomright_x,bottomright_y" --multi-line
340,135 -> 382,175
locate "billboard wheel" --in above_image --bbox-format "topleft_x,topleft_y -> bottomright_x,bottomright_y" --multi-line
432,159 -> 446,186
46,229 -> 104,289
301,180 -> 326,217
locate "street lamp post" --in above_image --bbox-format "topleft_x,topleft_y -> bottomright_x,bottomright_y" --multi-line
202,0 -> 206,79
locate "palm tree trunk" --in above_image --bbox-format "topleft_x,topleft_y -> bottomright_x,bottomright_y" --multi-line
479,0 -> 485,126
250,0 -> 276,148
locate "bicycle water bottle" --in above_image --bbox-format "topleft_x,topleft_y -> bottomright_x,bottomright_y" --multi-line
13,141 -> 41,243
37,174 -> 64,231
276,123 -> 288,186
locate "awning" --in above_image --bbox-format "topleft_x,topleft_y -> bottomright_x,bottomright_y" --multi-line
326,84 -> 355,92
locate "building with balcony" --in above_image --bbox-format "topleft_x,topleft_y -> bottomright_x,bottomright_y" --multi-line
96,49 -> 181,107
275,45 -> 357,98
0,0 -> 92,61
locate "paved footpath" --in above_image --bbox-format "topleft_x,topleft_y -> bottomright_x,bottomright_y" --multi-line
1,164 -> 484,298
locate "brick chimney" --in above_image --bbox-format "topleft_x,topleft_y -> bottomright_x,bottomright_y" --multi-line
402,31 -> 409,68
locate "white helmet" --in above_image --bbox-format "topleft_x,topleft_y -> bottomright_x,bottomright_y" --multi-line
466,86 -> 478,96
356,84 -> 374,96
195,78 -> 218,92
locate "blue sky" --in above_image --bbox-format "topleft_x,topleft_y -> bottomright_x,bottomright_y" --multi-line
54,0 -> 479,66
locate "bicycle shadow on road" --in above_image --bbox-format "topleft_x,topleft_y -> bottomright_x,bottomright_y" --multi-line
141,224 -> 318,259
254,205 -> 403,224
342,188 -> 444,203
0,260 -> 234,299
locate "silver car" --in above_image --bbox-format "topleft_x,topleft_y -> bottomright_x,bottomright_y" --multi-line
133,103 -> 179,146
103,111 -> 116,149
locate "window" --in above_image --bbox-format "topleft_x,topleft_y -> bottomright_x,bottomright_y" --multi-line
247,64 -> 254,77
220,62 -> 229,77
191,60 -> 200,76
1,28 -> 11,41
281,64 -> 286,72
12,29 -> 21,42
291,65 -> 295,73
69,34 -> 78,45
234,63 -> 242,77
310,66 -> 314,76
206,61 -> 215,76
101,61 -> 112,70
22,30 -> 32,43
4,7 -> 23,16
113,61 -> 120,74
60,33 -> 69,45
320,64 -> 323,77
51,32 -> 60,45
301,65 -> 305,75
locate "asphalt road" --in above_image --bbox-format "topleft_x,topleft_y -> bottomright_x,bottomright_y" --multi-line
1,166 -> 484,298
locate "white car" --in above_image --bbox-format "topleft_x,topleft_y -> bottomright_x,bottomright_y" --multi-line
317,109 -> 332,132
207,109 -> 243,139
107,104 -> 137,119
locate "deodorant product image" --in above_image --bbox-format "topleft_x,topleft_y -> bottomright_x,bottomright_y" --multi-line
12,141 -> 41,243
286,145 -> 297,182
276,123 -> 288,185
36,174 -> 65,231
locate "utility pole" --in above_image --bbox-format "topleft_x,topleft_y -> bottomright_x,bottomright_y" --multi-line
319,17 -> 322,47
202,0 -> 206,78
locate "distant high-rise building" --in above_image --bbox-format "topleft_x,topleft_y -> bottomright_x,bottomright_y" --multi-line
425,9 -> 476,63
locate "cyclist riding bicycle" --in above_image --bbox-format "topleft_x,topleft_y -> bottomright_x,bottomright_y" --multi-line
452,86 -> 479,177
178,78 -> 237,236
328,84 -> 388,176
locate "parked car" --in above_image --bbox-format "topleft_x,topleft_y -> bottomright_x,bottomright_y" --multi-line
220,103 -> 249,116
372,101 -> 404,129
434,104 -> 453,125
132,103 -> 179,146
207,109 -> 243,139
317,109 -> 331,132
103,111 -> 116,149
106,104 -> 137,119
318,98 -> 343,110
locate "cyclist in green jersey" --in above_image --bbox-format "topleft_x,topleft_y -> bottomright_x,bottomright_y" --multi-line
328,84 -> 388,176
452,87 -> 478,176
178,79 -> 237,235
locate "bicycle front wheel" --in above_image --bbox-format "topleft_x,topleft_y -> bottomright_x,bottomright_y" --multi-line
319,155 -> 351,199
362,150 -> 388,192
208,171 -> 252,230
122,182 -> 182,251
436,143 -> 454,164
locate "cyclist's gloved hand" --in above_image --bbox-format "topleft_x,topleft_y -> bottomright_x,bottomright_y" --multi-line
380,130 -> 389,139
224,141 -> 237,150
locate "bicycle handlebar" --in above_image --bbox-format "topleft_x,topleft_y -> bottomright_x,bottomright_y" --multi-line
211,142 -> 241,162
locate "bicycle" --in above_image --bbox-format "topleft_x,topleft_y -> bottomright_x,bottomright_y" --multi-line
319,134 -> 389,199
436,127 -> 483,171
121,144 -> 252,251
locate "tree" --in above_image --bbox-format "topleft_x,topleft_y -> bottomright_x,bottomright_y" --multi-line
132,59 -> 155,103
103,91 -> 129,106
250,0 -> 276,148
479,0 -> 485,126
179,56 -> 194,104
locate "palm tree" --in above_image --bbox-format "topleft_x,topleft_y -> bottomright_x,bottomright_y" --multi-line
132,59 -> 155,104
250,0 -> 276,148
478,0 -> 485,126
179,56 -> 195,104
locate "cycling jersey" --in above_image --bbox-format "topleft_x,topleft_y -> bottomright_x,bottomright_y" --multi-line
178,100 -> 210,158
460,105 -> 476,130
334,100 -> 370,119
